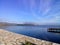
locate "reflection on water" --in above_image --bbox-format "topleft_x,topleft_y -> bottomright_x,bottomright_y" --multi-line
0,25 -> 60,43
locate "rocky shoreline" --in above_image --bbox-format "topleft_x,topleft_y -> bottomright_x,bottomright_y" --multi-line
0,29 -> 60,45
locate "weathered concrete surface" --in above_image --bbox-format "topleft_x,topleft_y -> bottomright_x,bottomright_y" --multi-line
0,29 -> 60,45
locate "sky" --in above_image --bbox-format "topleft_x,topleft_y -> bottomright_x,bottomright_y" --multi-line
0,0 -> 60,24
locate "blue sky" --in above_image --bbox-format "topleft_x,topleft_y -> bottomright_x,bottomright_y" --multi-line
0,0 -> 60,24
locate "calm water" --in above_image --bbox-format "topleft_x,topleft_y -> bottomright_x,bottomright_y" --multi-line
0,25 -> 60,43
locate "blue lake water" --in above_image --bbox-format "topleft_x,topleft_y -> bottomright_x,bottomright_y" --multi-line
0,25 -> 60,44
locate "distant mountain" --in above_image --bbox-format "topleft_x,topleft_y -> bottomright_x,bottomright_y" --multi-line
16,23 -> 37,26
0,22 -> 60,26
0,22 -> 38,26
0,22 -> 16,26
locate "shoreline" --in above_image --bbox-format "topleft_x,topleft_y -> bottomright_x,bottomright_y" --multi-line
0,29 -> 60,45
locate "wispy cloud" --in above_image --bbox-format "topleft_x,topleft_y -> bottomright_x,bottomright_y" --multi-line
0,0 -> 60,24
39,0 -> 52,15
28,0 -> 60,23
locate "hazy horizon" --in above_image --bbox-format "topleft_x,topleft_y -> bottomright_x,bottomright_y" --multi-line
0,0 -> 60,24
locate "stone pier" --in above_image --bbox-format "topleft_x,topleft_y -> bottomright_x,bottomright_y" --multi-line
0,29 -> 60,45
